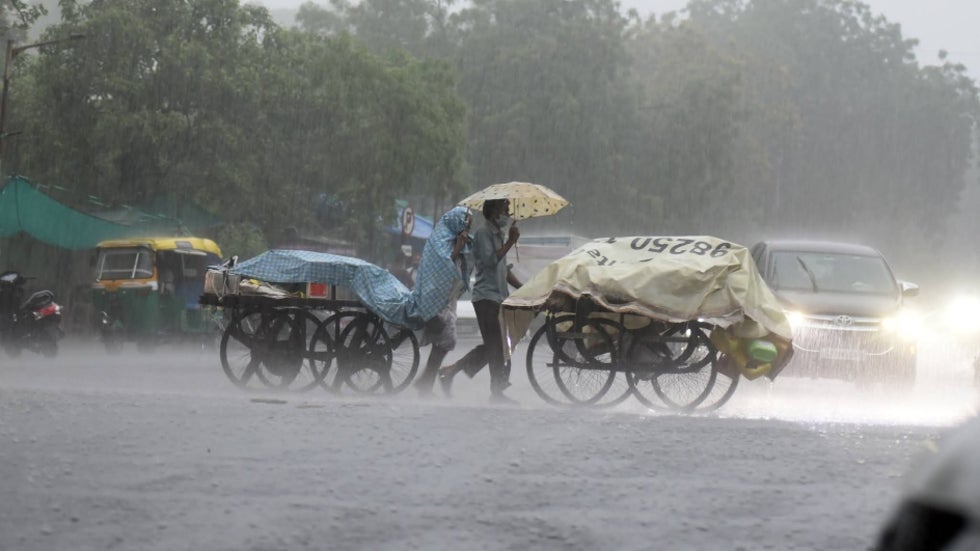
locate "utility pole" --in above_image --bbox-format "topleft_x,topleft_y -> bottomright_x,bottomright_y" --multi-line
0,34 -> 85,179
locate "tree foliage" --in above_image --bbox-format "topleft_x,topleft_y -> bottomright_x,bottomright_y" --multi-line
451,0 -> 640,234
3,0 -> 978,275
684,0 -> 979,263
7,0 -> 466,261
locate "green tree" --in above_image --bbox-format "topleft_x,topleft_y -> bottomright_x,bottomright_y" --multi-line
9,0 -> 467,260
258,31 -> 466,257
452,0 -> 639,234
296,0 -> 457,59
626,13 -> 765,236
685,0 -> 980,260
13,0 -> 276,212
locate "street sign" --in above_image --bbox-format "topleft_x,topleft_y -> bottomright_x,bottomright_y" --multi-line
401,207 -> 415,236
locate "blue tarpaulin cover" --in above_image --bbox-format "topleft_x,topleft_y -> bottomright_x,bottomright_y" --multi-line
230,207 -> 471,330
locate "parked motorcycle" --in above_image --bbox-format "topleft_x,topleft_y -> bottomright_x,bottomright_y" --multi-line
0,271 -> 64,358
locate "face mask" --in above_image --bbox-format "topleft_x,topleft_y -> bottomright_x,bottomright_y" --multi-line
496,214 -> 512,228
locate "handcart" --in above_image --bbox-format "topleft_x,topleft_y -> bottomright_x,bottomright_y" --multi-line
502,236 -> 794,413
200,251 -> 422,395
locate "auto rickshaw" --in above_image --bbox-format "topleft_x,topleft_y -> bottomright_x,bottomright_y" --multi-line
92,237 -> 223,352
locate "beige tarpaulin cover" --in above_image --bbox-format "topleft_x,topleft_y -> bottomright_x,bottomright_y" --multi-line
502,235 -> 792,348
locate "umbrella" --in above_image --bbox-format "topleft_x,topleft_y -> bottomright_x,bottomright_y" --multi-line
458,181 -> 569,220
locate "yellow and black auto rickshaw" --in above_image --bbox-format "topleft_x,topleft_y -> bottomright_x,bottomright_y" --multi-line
92,237 -> 223,352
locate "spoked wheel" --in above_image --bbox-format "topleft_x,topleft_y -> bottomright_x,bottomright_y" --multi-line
252,310 -> 306,389
308,311 -> 338,391
259,308 -> 329,392
315,311 -> 410,395
220,309 -> 267,389
220,308 -> 328,391
690,354 -> 740,413
312,310 -> 362,391
526,315 -> 630,407
627,322 -> 718,412
381,322 -> 420,394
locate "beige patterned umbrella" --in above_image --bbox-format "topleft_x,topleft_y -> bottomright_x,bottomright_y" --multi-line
458,181 -> 569,220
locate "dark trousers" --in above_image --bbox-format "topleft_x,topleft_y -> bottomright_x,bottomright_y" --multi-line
454,299 -> 511,394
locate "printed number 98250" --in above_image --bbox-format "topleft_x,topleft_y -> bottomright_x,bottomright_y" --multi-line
629,237 -> 732,257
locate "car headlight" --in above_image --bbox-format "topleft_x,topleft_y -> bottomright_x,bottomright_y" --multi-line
942,295 -> 980,337
882,309 -> 922,340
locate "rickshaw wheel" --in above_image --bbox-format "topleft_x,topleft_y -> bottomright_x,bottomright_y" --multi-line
525,315 -> 626,407
627,323 -> 718,411
220,309 -> 267,389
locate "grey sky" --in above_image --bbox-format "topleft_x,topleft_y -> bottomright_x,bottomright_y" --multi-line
621,0 -> 979,71
257,0 -> 979,75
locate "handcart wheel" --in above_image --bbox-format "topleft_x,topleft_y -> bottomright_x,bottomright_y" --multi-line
310,310 -> 361,391
525,323 -> 567,406
307,313 -> 337,390
337,313 -> 392,394
380,321 -> 420,393
313,311 -> 418,394
689,354 -> 740,413
265,308 -> 330,392
219,309 -> 268,389
219,308 -> 329,391
525,315 -> 629,407
251,309 -> 311,390
627,322 -> 718,411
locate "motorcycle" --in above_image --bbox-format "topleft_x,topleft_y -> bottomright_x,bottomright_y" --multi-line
0,271 -> 64,358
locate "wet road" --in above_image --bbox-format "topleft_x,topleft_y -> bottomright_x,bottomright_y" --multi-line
1,335 -> 977,550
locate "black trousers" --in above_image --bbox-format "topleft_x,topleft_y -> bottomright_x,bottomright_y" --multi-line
454,299 -> 511,393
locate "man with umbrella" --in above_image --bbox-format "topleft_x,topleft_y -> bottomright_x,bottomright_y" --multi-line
439,197 -> 522,404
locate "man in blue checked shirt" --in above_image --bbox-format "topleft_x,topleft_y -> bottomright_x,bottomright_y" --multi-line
439,198 -> 522,404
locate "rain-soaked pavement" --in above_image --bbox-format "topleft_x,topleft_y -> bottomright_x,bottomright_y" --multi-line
1,333 -> 977,550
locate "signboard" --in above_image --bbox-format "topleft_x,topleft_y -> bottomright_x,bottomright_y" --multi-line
400,207 -> 415,237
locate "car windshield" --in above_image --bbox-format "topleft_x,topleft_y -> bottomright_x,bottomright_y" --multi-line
96,247 -> 154,280
769,251 -> 896,294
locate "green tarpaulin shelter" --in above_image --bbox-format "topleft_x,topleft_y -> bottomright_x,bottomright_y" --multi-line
0,176 -> 184,250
